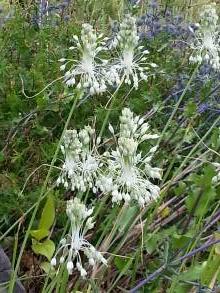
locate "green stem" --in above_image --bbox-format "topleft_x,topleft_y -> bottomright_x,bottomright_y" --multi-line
157,64 -> 199,146
99,77 -> 124,138
8,95 -> 79,293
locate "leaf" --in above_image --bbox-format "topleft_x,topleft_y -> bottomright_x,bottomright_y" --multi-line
40,261 -> 55,275
172,233 -> 193,249
144,233 -> 160,254
184,101 -> 197,118
114,256 -> 132,275
201,257 -> 220,286
117,205 -> 138,233
39,193 -> 55,231
32,239 -> 55,261
30,229 -> 49,241
178,264 -> 203,282
174,182 -> 186,196
214,233 -> 220,255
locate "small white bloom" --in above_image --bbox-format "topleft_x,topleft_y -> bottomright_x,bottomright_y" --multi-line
189,3 -> 220,70
110,15 -> 157,89
60,64 -> 66,71
108,123 -> 115,134
57,126 -> 101,193
60,256 -> 65,264
51,198 -> 107,276
61,23 -> 111,95
51,257 -> 56,266
212,162 -> 220,184
96,108 -> 162,206
67,261 -> 74,274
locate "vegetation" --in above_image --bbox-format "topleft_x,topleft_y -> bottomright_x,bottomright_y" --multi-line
0,0 -> 220,292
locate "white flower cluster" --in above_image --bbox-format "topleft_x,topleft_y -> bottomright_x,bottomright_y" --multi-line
59,15 -> 157,94
57,126 -> 101,193
110,14 -> 157,89
57,108 -> 162,206
189,3 -> 220,70
96,108 -> 162,206
59,24 -> 109,95
51,198 -> 107,277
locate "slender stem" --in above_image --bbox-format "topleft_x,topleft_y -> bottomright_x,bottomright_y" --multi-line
157,64 -> 199,146
8,95 -> 79,293
99,77 -> 125,138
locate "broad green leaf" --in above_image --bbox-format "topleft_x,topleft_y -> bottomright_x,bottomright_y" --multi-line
39,193 -> 55,231
32,239 -> 55,261
30,229 -> 49,241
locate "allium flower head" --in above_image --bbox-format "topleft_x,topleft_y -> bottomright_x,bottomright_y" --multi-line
189,3 -> 220,70
60,23 -> 109,95
111,15 -> 157,89
96,108 -> 162,206
57,126 -> 101,192
51,198 -> 107,277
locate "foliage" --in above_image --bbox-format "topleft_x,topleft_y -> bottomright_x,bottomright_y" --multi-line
0,1 -> 220,292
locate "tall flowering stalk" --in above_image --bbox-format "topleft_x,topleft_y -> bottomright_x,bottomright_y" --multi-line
111,15 -> 157,89
96,108 -> 162,206
51,198 -> 107,277
189,3 -> 220,70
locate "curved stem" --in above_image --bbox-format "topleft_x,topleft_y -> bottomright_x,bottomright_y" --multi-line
99,77 -> 125,138
157,64 -> 199,147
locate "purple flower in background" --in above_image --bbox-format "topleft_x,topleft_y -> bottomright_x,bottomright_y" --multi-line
136,1 -> 196,46
197,102 -> 209,114
33,0 -> 71,27
169,63 -> 220,114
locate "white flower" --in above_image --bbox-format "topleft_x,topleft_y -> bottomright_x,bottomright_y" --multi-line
50,257 -> 57,266
51,198 -> 107,276
212,162 -> 220,184
110,15 -> 157,89
189,3 -> 220,70
57,126 -> 101,193
96,108 -> 162,206
62,24 -> 110,95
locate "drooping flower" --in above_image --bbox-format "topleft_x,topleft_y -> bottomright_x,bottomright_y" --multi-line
189,3 -> 220,70
96,108 -> 162,206
51,198 -> 107,277
110,15 -> 157,89
59,23 -> 110,95
57,126 -> 102,193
